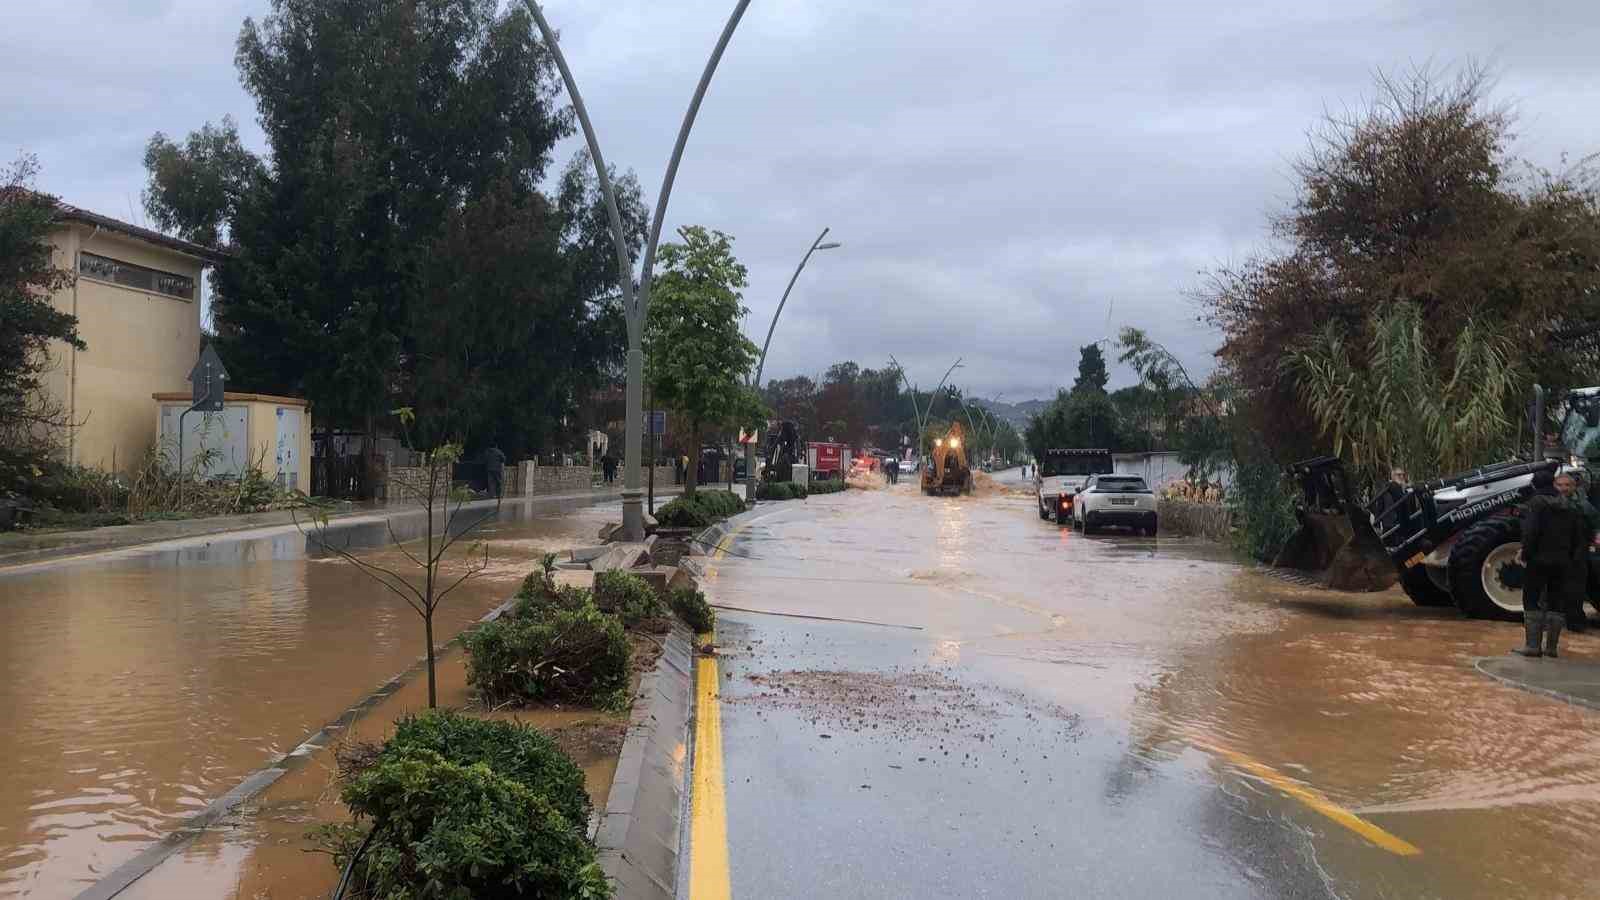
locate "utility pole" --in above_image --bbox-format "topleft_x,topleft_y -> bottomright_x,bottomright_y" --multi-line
526,0 -> 751,542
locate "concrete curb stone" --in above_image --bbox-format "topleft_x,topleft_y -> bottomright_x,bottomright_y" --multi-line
1474,656 -> 1600,711
596,623 -> 696,899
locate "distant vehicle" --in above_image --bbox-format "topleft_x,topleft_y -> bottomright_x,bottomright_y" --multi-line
1073,474 -> 1159,536
807,441 -> 846,481
1034,448 -> 1113,524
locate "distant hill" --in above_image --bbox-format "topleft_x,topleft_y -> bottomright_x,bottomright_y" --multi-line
969,397 -> 1050,429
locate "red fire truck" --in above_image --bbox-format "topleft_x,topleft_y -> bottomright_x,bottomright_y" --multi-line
807,442 -> 849,480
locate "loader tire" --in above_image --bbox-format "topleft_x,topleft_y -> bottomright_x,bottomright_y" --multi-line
1447,515 -> 1524,621
1397,562 -> 1453,607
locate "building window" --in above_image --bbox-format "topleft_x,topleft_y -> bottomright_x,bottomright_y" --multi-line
78,252 -> 195,300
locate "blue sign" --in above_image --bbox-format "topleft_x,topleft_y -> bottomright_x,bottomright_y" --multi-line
649,411 -> 667,435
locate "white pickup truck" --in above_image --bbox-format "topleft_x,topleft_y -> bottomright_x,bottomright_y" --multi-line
1034,448 -> 1113,525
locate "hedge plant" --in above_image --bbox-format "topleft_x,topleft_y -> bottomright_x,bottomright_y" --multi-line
465,601 -> 630,708
384,710 -> 591,832
592,570 -> 665,629
668,587 -> 715,634
339,748 -> 610,900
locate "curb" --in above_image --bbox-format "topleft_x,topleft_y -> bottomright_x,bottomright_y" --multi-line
74,597 -> 519,900
596,623 -> 696,899
1472,657 -> 1600,712
2,487 -> 676,572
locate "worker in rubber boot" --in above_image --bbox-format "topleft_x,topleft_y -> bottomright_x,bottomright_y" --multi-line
1517,473 -> 1594,657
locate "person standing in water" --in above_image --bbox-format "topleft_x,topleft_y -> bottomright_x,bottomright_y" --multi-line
1516,472 -> 1596,657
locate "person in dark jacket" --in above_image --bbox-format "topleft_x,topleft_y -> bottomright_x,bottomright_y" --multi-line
483,445 -> 506,502
1516,472 -> 1597,657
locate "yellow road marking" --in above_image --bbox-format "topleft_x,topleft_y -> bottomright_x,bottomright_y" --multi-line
689,631 -> 731,900
690,518 -> 750,900
1193,739 -> 1421,857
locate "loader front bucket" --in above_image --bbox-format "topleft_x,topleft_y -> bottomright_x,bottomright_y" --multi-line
1276,457 -> 1397,590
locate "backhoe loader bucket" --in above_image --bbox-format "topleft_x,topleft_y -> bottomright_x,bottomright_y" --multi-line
1279,457 -> 1396,591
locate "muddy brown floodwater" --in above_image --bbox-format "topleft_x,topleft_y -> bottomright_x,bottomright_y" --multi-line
0,498 -> 614,898
706,470 -> 1600,898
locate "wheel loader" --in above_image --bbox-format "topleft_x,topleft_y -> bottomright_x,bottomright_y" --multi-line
1287,385 -> 1600,620
922,422 -> 975,496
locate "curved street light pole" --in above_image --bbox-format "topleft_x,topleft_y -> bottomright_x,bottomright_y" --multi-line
526,0 -> 751,541
746,228 -> 840,499
894,357 -> 963,459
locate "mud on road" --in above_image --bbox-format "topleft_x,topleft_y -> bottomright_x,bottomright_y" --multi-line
698,468 -> 1600,900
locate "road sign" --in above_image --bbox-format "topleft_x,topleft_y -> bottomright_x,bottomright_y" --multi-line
648,411 -> 666,435
187,345 -> 228,412
738,428 -> 759,445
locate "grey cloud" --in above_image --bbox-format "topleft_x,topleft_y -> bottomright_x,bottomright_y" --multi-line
7,0 -> 1598,403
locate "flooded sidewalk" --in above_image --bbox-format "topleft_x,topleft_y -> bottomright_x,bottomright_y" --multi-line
0,495 -> 625,898
0,482 -> 658,571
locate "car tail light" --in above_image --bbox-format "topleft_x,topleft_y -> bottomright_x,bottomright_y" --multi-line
1060,496 -> 1072,509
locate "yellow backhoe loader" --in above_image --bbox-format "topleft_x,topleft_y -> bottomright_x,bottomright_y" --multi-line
922,422 -> 975,496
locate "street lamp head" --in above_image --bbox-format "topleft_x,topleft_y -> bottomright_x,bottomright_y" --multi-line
817,242 -> 842,250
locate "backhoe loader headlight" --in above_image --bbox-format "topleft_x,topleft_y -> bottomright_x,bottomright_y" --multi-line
950,438 -> 961,448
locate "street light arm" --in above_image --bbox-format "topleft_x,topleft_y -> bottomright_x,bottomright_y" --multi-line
754,226 -> 830,388
525,1 -> 635,338
927,358 -> 964,418
636,0 -> 753,329
888,354 -> 923,445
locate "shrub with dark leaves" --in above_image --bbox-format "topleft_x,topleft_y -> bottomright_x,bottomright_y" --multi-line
339,748 -> 611,900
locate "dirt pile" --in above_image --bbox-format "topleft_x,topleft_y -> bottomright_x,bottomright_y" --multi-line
971,471 -> 1029,497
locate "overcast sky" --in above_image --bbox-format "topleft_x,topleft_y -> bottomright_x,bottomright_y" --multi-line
5,0 -> 1598,401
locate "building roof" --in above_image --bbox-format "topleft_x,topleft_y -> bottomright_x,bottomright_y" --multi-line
55,202 -> 228,264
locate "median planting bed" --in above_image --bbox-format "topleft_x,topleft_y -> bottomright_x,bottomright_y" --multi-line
308,568 -> 713,899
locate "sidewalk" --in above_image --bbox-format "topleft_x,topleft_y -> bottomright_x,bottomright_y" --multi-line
1475,656 -> 1600,711
0,482 -> 680,571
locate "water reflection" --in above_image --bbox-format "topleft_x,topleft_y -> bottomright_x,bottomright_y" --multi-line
0,497 -> 612,897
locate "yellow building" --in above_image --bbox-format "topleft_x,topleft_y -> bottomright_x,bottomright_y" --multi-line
43,204 -> 224,472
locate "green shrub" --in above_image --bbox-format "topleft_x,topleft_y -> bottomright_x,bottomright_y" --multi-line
26,463 -> 129,513
384,710 -> 590,832
340,748 -> 610,900
593,570 -> 665,629
808,479 -> 847,495
696,490 -> 744,517
756,481 -> 807,501
1228,456 -> 1299,562
655,490 -> 745,527
654,496 -> 711,528
514,582 -> 592,622
668,587 -> 715,634
465,601 -> 631,707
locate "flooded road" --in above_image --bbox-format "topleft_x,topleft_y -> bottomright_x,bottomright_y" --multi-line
703,471 -> 1600,898
0,497 -> 618,898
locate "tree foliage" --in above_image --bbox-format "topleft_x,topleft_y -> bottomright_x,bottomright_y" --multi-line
1286,302 -> 1521,482
1073,343 -> 1109,394
143,0 -> 644,465
1202,63 -> 1600,473
644,227 -> 761,494
0,156 -> 82,487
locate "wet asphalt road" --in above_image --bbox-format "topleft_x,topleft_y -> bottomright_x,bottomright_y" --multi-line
692,470 -> 1600,899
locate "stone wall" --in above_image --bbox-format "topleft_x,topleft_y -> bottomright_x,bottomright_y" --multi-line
517,462 -> 593,496
1158,499 -> 1232,543
387,466 -> 448,503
